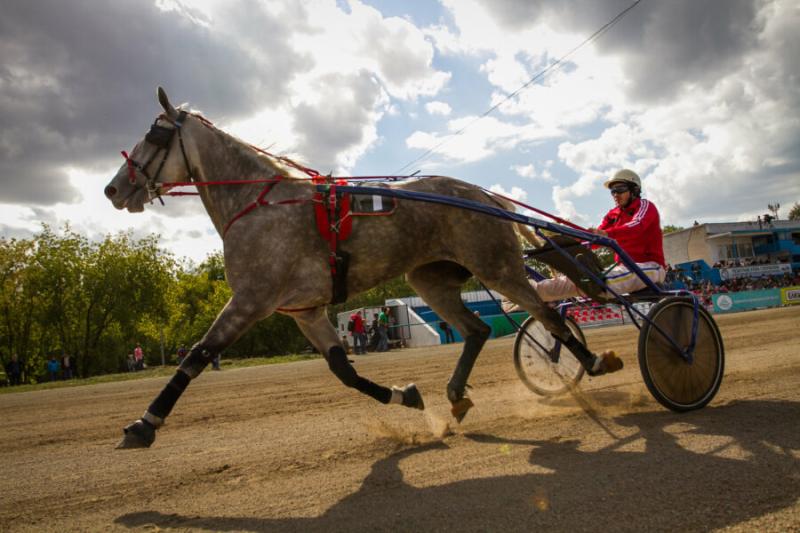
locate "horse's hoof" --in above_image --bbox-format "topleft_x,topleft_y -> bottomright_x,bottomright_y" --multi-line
450,397 -> 474,423
587,350 -> 624,376
116,419 -> 156,449
401,383 -> 425,410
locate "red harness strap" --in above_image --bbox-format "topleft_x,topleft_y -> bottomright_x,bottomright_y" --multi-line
222,177 -> 312,237
312,177 -> 352,276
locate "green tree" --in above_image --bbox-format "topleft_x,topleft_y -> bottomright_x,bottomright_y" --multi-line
662,224 -> 685,234
0,238 -> 47,382
163,252 -> 308,358
789,202 -> 800,221
34,226 -> 174,377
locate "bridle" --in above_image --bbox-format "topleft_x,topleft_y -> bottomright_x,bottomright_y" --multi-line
120,110 -> 194,205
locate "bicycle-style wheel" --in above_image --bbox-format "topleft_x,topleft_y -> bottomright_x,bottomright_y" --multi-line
514,316 -> 585,396
638,297 -> 724,412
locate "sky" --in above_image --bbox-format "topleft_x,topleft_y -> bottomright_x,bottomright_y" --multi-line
1,0 -> 798,264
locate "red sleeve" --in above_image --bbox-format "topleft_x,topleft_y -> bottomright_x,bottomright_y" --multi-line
597,212 -> 614,232
605,200 -> 659,241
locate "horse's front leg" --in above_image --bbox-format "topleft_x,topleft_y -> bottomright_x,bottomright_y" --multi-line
291,307 -> 424,410
117,296 -> 270,449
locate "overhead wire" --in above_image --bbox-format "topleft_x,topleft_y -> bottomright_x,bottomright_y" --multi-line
394,0 -> 644,175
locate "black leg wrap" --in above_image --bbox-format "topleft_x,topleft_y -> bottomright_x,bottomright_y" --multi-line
447,332 -> 488,402
328,346 -> 391,403
148,370 -> 191,419
178,346 -> 213,377
558,334 -> 596,370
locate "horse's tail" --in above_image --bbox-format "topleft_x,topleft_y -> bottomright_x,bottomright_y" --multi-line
483,193 -> 542,248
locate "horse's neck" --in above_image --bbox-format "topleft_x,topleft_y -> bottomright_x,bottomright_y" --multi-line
192,126 -> 290,236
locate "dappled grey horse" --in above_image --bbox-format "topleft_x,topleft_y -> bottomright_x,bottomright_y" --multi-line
105,88 -> 622,448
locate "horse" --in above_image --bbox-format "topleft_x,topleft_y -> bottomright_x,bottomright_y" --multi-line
105,87 -> 622,448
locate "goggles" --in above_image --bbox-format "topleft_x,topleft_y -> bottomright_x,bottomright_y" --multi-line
609,185 -> 630,195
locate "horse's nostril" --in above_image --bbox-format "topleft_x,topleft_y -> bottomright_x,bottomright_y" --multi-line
104,185 -> 117,198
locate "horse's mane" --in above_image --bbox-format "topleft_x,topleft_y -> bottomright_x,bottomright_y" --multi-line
180,104 -> 313,181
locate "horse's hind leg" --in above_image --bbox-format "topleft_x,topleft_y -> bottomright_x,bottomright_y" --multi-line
117,296 -> 271,449
291,307 -> 424,410
407,262 -> 490,422
485,272 -> 623,376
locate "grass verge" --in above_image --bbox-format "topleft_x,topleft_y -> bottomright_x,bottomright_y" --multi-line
0,353 -> 322,395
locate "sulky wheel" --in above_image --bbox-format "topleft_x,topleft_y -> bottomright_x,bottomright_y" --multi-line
638,297 -> 724,412
514,315 -> 586,396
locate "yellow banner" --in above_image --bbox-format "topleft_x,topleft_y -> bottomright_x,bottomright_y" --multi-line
780,286 -> 800,305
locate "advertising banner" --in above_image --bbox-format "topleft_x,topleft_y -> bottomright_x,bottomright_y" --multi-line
712,289 -> 782,313
780,286 -> 800,306
719,263 -> 792,280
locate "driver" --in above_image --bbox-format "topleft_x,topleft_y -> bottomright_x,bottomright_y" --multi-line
508,169 -> 666,305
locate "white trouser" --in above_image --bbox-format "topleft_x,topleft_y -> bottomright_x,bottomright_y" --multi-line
530,262 -> 666,303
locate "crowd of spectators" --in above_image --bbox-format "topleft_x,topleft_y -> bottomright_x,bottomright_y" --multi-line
712,257 -> 790,268
688,272 -> 800,308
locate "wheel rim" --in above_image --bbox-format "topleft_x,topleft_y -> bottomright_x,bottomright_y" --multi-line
516,318 -> 584,394
644,302 -> 722,407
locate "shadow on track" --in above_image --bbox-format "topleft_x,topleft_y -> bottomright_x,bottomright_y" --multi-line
116,400 -> 800,532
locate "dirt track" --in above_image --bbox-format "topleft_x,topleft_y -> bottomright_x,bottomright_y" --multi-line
1,306 -> 799,532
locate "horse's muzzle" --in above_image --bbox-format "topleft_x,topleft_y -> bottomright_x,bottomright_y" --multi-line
104,185 -> 117,199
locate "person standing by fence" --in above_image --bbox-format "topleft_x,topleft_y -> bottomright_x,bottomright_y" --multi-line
349,310 -> 367,355
61,353 -> 74,380
440,321 -> 455,343
47,355 -> 61,382
5,353 -> 22,385
133,343 -> 144,371
377,308 -> 389,352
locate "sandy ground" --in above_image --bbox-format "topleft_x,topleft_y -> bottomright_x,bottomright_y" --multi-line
1,305 -> 798,532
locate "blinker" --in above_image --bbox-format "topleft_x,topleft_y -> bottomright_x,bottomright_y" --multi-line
145,124 -> 176,148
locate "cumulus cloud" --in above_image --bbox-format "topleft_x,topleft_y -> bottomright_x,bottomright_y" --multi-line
425,101 -> 452,116
489,183 -> 528,202
406,115 -> 562,165
0,0 -> 451,251
425,0 -> 799,226
0,0 -> 308,205
512,161 -> 555,182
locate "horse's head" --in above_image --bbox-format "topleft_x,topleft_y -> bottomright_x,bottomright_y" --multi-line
104,87 -> 195,212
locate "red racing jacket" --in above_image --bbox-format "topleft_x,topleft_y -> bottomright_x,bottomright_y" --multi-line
597,197 -> 665,267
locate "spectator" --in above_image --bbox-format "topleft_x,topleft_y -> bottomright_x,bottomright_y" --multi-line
341,335 -> 352,355
61,352 -> 74,380
376,307 -> 389,352
127,353 -> 135,372
176,344 -> 187,365
5,353 -> 22,386
386,307 -> 398,341
368,313 -> 380,352
133,343 -> 144,371
211,354 -> 221,370
349,310 -> 367,355
46,356 -> 61,382
440,321 -> 455,344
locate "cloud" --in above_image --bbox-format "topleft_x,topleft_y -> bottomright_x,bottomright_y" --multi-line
0,0 -> 451,207
425,101 -> 452,116
512,162 -> 555,182
489,183 -> 527,202
291,70 -> 388,172
406,115 -> 563,165
429,0 -> 799,227
0,0 -> 308,205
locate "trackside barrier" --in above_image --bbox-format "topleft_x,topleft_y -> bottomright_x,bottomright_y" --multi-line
712,289 -> 783,313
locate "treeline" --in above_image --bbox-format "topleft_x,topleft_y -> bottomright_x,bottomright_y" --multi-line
0,226 -> 416,383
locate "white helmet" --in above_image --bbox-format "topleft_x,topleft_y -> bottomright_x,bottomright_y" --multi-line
604,169 -> 641,189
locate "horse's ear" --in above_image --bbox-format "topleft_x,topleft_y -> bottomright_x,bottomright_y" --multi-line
157,86 -> 179,120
